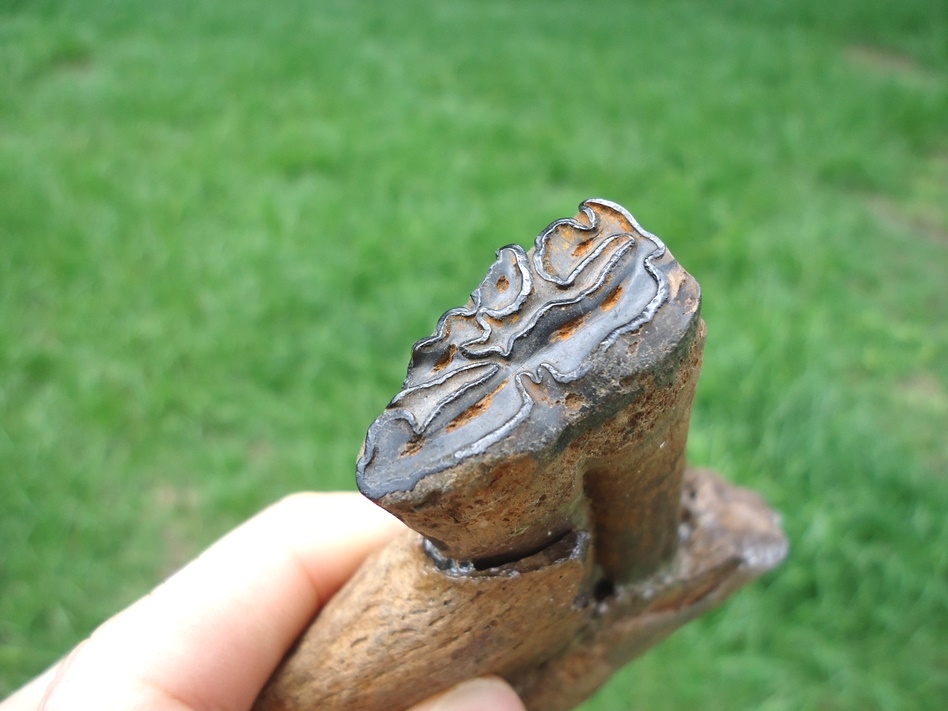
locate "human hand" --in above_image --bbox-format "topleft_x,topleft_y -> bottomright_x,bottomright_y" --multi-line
0,493 -> 525,711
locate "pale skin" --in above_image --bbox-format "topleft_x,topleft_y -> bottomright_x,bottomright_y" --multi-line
1,493 -> 525,711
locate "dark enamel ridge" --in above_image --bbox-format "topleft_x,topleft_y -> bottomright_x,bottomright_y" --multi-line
357,199 -> 670,498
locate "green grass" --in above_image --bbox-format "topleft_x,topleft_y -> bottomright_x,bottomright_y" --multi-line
2,0 -> 946,708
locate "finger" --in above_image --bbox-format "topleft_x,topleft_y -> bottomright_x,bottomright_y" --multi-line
0,665 -> 57,710
407,677 -> 527,711
16,492 -> 404,711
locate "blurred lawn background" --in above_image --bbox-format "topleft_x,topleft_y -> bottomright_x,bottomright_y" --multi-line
1,0 -> 946,708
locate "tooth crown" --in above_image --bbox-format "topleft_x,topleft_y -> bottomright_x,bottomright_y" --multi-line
359,200 -> 671,493
356,199 -> 702,565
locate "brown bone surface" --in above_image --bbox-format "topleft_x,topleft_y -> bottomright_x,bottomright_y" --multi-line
254,199 -> 787,711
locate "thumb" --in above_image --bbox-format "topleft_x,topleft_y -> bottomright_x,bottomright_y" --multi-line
407,677 -> 526,711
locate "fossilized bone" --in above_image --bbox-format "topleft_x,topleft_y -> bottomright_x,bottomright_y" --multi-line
253,199 -> 787,711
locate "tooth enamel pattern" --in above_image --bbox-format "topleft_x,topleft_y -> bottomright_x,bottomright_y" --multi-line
358,199 -> 669,496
